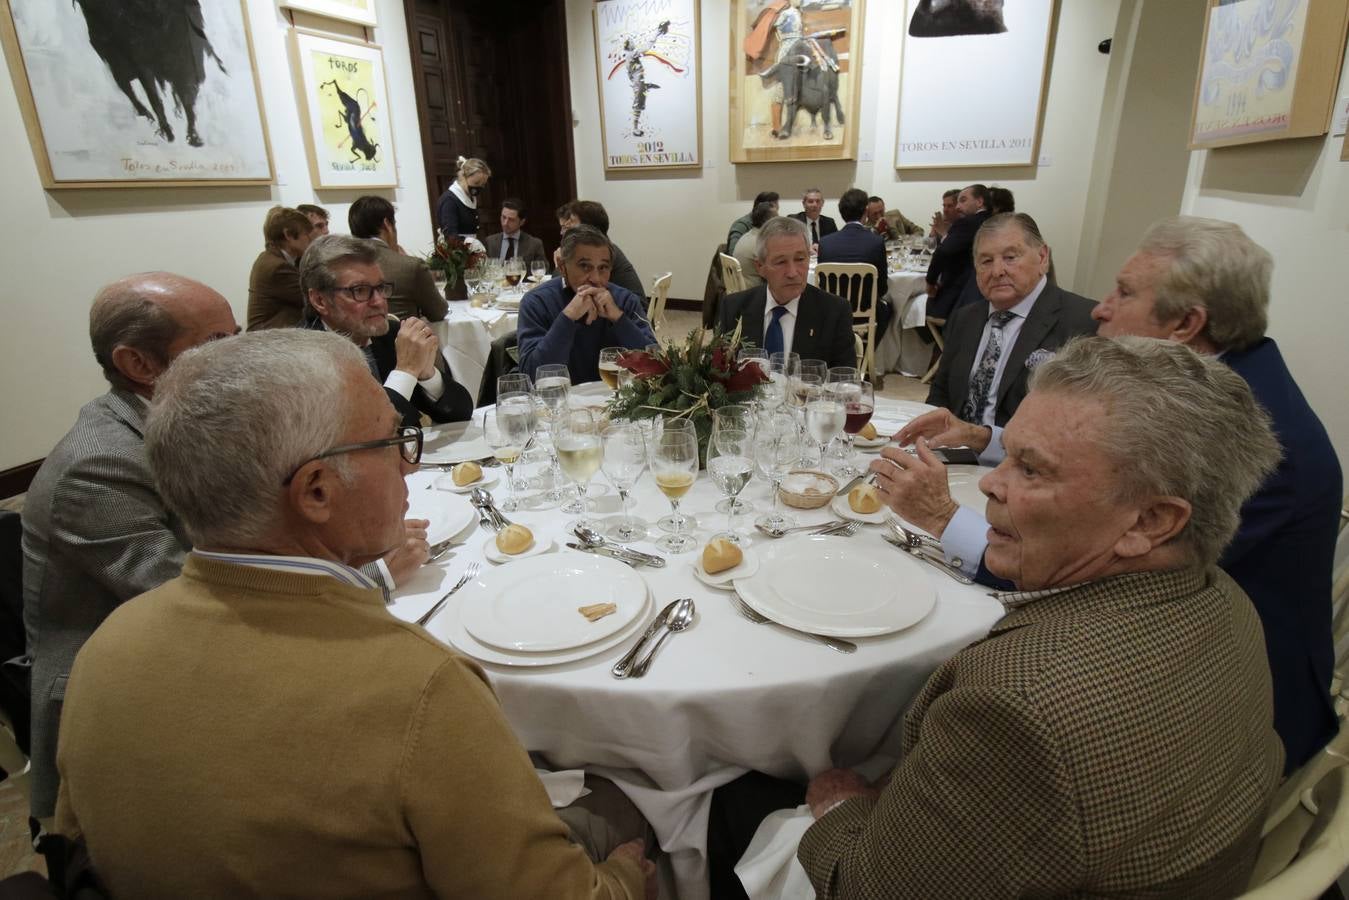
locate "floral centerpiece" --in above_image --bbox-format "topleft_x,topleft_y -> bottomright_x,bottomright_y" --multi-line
606,324 -> 769,466
424,231 -> 486,288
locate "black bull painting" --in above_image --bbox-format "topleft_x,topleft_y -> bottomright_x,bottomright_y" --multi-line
759,37 -> 844,140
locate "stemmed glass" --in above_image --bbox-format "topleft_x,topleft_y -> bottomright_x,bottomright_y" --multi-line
464,264 -> 485,299
754,410 -> 804,532
530,259 -> 548,282
769,351 -> 799,413
487,392 -> 536,511
707,412 -> 755,544
533,364 -> 571,502
503,257 -> 526,288
830,369 -> 871,478
799,359 -> 828,386
498,372 -> 533,399
655,418 -> 697,533
710,405 -> 753,515
599,347 -> 625,391
556,408 -> 603,526
652,423 -> 699,553
602,422 -> 647,542
804,383 -> 846,469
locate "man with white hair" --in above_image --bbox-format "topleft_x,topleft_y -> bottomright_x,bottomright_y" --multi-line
54,330 -> 655,898
888,216 -> 1341,773
712,336 -> 1283,899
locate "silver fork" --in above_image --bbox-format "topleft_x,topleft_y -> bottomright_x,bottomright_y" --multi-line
731,593 -> 857,653
881,529 -> 974,585
416,562 -> 481,627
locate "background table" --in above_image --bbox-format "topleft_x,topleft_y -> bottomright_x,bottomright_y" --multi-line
390,393 -> 1002,899
430,300 -> 517,402
875,268 -> 933,378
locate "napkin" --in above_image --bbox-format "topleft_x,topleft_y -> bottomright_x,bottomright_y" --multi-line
535,768 -> 591,808
734,804 -> 816,900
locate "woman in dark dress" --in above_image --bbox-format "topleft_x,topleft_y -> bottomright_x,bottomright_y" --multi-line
436,156 -> 491,238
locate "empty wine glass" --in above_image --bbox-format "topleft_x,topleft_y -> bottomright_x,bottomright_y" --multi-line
710,405 -> 753,515
754,409 -> 803,532
652,425 -> 699,553
464,264 -> 485,298
602,423 -> 647,542
556,408 -> 603,525
487,392 -> 536,512
530,259 -> 548,281
498,372 -> 533,399
769,351 -> 799,412
707,415 -> 754,545
598,347 -> 625,391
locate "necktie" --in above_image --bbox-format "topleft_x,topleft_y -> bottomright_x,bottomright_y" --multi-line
810,220 -> 819,246
506,236 -> 516,260
764,304 -> 789,356
961,310 -> 1016,424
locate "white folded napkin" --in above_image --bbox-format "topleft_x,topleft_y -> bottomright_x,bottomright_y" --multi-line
534,768 -> 591,808
734,804 -> 816,900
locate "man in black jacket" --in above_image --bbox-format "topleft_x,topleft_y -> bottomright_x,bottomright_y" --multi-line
925,183 -> 990,319
789,187 -> 837,248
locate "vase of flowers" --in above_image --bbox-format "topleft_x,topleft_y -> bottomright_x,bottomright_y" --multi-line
425,231 -> 485,301
606,324 -> 769,467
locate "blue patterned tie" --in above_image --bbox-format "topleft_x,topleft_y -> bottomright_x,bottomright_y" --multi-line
764,304 -> 789,356
961,310 -> 1016,423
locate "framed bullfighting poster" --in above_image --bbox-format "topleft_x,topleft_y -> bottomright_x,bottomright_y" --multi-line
290,29 -> 397,190
279,0 -> 377,28
895,0 -> 1055,169
0,0 -> 273,188
731,0 -> 866,163
593,0 -> 702,173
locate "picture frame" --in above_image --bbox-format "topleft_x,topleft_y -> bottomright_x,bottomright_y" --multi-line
894,0 -> 1055,170
593,0 -> 702,173
730,0 -> 865,164
0,0 -> 273,188
279,0 -> 377,28
1190,0 -> 1349,150
290,29 -> 397,190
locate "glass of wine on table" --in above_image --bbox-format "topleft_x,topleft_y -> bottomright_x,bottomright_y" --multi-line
487,392 -> 536,511
598,347 -> 625,391
652,419 -> 699,553
556,408 -> 604,528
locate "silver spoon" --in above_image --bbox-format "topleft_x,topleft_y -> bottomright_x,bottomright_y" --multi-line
755,519 -> 855,539
469,488 -> 511,531
572,525 -> 665,567
629,598 -> 695,677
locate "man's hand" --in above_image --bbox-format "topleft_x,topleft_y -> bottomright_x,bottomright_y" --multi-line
382,518 -> 429,587
562,290 -> 598,324
607,839 -> 658,900
870,439 -> 960,538
926,281 -> 938,297
394,317 -> 439,381
589,287 -> 624,323
896,409 -> 991,454
806,768 -> 876,819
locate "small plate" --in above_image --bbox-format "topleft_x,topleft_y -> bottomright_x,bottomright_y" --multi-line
691,546 -> 760,589
482,534 -> 555,564
830,493 -> 890,525
852,434 -> 891,451
405,492 -> 477,545
434,471 -> 500,494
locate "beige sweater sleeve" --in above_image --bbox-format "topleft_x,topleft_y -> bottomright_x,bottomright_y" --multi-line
401,657 -> 643,899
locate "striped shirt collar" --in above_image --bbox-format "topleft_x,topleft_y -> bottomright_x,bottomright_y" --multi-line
191,549 -> 379,590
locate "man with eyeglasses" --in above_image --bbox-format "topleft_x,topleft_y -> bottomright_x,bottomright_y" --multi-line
300,234 -> 473,428
53,330 -> 656,898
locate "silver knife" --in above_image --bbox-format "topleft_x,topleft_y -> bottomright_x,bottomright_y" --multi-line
566,542 -> 654,568
612,600 -> 679,678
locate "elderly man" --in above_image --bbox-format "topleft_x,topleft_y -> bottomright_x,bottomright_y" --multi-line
789,187 -> 837,248
726,190 -> 780,254
556,200 -> 646,298
890,216 -> 1340,774
301,234 -> 471,428
54,329 -> 655,898
863,195 -> 923,241
348,195 -> 447,322
485,198 -> 548,268
926,212 -> 1095,426
711,336 -> 1283,899
518,225 -> 656,383
246,206 -> 314,331
718,216 -> 855,369
925,184 -> 991,318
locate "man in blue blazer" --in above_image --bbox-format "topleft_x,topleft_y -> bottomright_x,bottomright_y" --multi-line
818,187 -> 893,338
881,217 -> 1341,774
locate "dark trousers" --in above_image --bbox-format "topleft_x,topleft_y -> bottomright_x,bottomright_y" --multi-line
707,772 -> 807,900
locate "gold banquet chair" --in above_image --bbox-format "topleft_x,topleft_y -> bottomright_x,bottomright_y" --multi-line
647,272 -> 672,338
814,262 -> 881,387
719,253 -> 748,295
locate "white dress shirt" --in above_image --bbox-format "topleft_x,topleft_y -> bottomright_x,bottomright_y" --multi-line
764,288 -> 803,357
498,232 -> 521,261
318,320 -> 446,403
966,276 -> 1047,426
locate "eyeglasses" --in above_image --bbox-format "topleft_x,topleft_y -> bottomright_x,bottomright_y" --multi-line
282,425 -> 422,484
329,282 -> 395,303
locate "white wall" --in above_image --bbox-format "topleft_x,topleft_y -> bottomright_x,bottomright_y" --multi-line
564,0 -> 1122,299
0,0 -> 432,469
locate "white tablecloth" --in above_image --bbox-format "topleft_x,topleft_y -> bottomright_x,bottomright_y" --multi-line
390,391 -> 1002,899
430,301 -> 517,402
875,269 -> 932,378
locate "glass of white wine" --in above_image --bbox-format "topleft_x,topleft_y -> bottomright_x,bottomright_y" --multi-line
602,422 -> 647,542
556,408 -> 604,526
598,347 -> 625,391
654,418 -> 697,532
487,391 -> 536,511
652,424 -> 699,553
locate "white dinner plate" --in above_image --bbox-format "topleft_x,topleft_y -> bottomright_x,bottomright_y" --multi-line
733,534 -> 936,637
870,400 -> 937,437
830,493 -> 891,525
433,471 -> 500,494
404,492 -> 477,546
422,419 -> 493,465
482,534 -> 555,564
692,546 -> 760,589
458,554 -> 647,651
947,465 -> 994,513
434,590 -> 652,668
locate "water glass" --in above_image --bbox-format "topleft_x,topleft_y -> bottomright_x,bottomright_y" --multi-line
710,404 -> 753,515
754,410 -> 803,531
487,392 -> 536,511
602,423 -> 647,542
498,372 -> 533,399
707,417 -> 754,545
804,383 -> 846,467
530,259 -> 549,281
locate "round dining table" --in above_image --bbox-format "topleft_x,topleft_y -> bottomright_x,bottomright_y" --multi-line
388,387 -> 1004,900
430,298 -> 520,402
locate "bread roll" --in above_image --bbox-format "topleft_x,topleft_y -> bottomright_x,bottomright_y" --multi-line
848,483 -> 882,515
702,538 -> 743,575
451,461 -> 483,486
494,524 -> 534,555
858,422 -> 878,440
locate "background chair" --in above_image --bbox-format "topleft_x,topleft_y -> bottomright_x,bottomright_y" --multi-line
1243,759 -> 1349,898
813,262 -> 882,387
647,272 -> 672,338
719,253 -> 747,296
922,316 -> 947,384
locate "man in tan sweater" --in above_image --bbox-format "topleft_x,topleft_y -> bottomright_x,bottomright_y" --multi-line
55,329 -> 652,899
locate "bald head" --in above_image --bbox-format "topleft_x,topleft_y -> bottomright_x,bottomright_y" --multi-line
90,272 -> 238,397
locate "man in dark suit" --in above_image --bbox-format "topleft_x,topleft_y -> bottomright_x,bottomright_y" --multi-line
348,196 -> 447,322
300,234 -> 472,428
717,216 -> 855,369
818,187 -> 892,338
925,183 -> 990,319
789,187 -> 837,248
484,199 -> 548,269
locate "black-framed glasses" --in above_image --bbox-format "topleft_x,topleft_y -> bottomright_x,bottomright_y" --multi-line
282,425 -> 422,484
329,282 -> 395,303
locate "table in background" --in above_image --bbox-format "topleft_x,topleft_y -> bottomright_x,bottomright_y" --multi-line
875,269 -> 933,378
430,301 -> 517,402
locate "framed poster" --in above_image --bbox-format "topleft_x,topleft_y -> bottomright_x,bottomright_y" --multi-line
279,0 -> 377,27
290,29 -> 396,189
1190,0 -> 1349,149
894,0 -> 1054,169
730,0 -> 865,164
593,0 -> 702,172
0,0 -> 273,188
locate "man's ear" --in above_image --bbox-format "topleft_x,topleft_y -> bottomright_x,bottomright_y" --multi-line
109,344 -> 163,392
287,461 -> 338,526
1169,307 -> 1209,345
307,288 -> 331,318
1113,496 -> 1191,558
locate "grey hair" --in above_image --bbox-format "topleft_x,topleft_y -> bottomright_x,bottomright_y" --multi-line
1136,216 -> 1271,352
298,233 -> 381,295
802,187 -> 822,198
559,224 -> 613,265
88,274 -> 189,392
974,212 -> 1046,253
1030,335 -> 1280,568
145,330 -> 366,547
756,216 -> 810,262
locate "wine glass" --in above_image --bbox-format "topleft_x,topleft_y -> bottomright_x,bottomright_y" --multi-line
754,410 -> 803,532
598,347 -> 625,391
530,259 -> 548,282
804,383 -> 846,468
654,417 -> 697,532
602,422 -> 647,542
487,392 -> 536,512
710,405 -> 753,515
799,359 -> 828,384
707,415 -> 754,545
830,370 -> 871,478
533,364 -> 571,502
498,372 -> 533,399
503,257 -> 525,288
652,425 -> 699,553
556,408 -> 603,525
463,264 -> 485,299
769,351 -> 799,414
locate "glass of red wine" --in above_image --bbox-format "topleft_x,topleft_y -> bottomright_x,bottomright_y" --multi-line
828,368 -> 871,478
